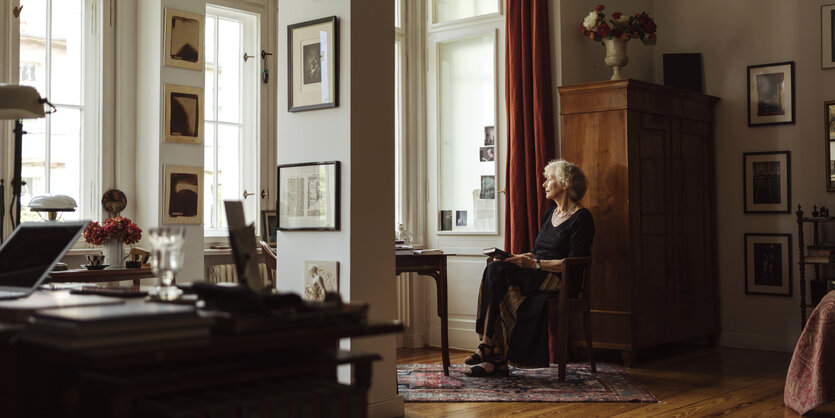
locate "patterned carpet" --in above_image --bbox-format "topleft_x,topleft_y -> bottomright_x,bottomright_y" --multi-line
397,363 -> 657,402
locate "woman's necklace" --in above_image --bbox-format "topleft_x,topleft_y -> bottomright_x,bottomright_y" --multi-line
553,202 -> 578,221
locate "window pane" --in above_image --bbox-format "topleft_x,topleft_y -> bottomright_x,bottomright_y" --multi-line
394,41 -> 403,225
395,0 -> 401,28
50,0 -> 83,105
205,16 -> 215,121
20,118 -> 47,222
217,18 -> 241,124
204,122 -> 216,228
433,0 -> 498,24
49,108 -> 82,220
438,34 -> 496,232
217,124 -> 241,229
19,0 -> 47,95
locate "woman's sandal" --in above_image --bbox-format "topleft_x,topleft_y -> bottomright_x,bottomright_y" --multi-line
464,359 -> 509,377
464,343 -> 493,365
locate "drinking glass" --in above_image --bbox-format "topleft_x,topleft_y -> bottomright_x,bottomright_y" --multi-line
148,227 -> 186,300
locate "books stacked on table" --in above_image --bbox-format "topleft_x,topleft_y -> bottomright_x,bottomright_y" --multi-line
395,240 -> 413,255
413,249 -> 443,255
22,303 -> 212,350
806,244 -> 835,263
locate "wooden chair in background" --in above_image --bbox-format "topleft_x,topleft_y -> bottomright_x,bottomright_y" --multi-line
546,256 -> 595,381
259,240 -> 276,287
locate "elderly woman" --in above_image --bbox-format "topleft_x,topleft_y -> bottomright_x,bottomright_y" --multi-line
465,159 -> 595,377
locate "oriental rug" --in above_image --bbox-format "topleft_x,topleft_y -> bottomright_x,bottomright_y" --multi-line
397,363 -> 657,403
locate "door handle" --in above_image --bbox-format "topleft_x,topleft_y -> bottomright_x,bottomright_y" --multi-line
243,190 -> 255,199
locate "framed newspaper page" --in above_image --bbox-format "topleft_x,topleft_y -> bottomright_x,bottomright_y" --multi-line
277,161 -> 340,230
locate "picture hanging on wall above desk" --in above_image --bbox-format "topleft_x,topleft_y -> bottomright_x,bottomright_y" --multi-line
277,161 -> 340,231
163,165 -> 203,224
287,16 -> 338,112
164,84 -> 203,144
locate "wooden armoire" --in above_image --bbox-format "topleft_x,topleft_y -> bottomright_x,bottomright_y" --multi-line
558,79 -> 719,364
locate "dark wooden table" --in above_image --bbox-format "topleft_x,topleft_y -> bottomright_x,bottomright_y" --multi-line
396,253 -> 452,376
48,267 -> 155,286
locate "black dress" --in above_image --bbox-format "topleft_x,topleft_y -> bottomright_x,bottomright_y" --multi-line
475,206 -> 594,367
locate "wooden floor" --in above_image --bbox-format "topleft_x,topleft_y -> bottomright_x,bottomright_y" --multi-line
397,344 -> 835,417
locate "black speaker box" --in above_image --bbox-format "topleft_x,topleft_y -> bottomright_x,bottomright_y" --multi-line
663,53 -> 703,93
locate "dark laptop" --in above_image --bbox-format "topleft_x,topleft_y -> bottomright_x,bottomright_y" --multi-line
0,221 -> 89,300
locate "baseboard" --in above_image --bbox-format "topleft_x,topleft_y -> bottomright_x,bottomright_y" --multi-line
367,394 -> 404,418
719,332 -> 798,353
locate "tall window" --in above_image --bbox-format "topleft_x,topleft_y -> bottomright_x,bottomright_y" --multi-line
204,6 -> 259,235
18,0 -> 99,222
394,0 -> 405,227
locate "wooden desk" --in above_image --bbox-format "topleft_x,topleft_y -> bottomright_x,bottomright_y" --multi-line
396,253 -> 452,376
48,267 -> 155,286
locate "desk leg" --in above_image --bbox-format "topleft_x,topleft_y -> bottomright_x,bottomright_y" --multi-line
430,265 -> 450,376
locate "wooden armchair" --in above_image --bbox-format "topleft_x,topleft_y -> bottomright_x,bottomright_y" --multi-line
546,256 -> 595,381
259,240 -> 276,288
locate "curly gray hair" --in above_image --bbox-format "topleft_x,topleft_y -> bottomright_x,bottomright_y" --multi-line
543,159 -> 588,202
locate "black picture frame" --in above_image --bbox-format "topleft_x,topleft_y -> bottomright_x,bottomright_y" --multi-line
747,61 -> 795,127
287,16 -> 338,112
824,101 -> 835,191
261,210 -> 277,245
744,233 -> 792,297
823,4 -> 835,69
743,151 -> 791,213
277,161 -> 340,231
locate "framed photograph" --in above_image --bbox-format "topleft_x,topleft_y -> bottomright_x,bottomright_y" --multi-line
825,101 -> 835,191
287,16 -> 338,112
823,5 -> 835,68
743,151 -> 791,213
747,61 -> 795,126
164,8 -> 204,71
277,161 -> 340,230
479,147 -> 495,162
744,233 -> 792,296
261,210 -> 277,245
164,84 -> 203,144
163,165 -> 203,224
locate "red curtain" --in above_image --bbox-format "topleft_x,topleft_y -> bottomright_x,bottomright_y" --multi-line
504,0 -> 555,253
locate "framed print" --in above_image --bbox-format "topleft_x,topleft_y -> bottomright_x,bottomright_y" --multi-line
825,101 -> 835,191
287,16 -> 338,112
823,5 -> 835,68
277,161 -> 340,230
747,61 -> 795,126
744,233 -> 792,296
164,84 -> 203,144
164,8 -> 204,71
163,165 -> 203,224
743,151 -> 791,213
261,210 -> 277,245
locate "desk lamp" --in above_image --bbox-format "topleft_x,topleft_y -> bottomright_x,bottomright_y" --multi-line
0,84 -> 56,242
29,194 -> 78,221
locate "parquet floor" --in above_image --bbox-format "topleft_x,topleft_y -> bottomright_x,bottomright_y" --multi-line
397,344 -> 835,417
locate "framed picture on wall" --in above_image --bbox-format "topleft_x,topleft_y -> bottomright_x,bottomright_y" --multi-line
747,61 -> 795,126
824,101 -> 835,191
164,84 -> 203,144
277,161 -> 340,230
823,4 -> 835,68
261,210 -> 277,245
163,165 -> 203,224
287,16 -> 338,112
743,151 -> 791,213
164,8 -> 204,71
744,233 -> 792,296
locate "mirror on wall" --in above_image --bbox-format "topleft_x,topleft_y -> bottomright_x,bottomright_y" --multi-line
826,101 -> 835,191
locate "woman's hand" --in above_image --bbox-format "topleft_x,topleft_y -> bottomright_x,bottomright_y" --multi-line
505,254 -> 536,269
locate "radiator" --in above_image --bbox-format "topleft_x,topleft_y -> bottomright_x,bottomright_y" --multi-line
208,263 -> 270,286
396,273 -> 410,328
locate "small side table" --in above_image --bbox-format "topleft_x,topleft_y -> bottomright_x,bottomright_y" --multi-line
396,253 -> 452,376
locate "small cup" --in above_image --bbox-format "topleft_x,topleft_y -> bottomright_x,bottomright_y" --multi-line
86,254 -> 105,266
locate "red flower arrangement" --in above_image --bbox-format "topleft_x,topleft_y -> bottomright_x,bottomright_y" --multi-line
581,5 -> 657,45
84,216 -> 142,246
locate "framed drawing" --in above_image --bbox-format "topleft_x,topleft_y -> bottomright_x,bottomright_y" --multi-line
164,84 -> 203,144
164,8 -> 204,71
744,233 -> 792,297
277,161 -> 340,230
825,101 -> 835,191
287,16 -> 338,112
163,165 -> 203,224
261,210 -> 277,245
747,61 -> 795,126
823,4 -> 835,68
743,151 -> 791,213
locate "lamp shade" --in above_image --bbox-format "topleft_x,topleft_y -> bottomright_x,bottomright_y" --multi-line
29,194 -> 78,212
0,85 -> 47,119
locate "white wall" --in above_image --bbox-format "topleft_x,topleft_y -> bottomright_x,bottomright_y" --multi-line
276,0 -> 400,416
553,0 -> 833,352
